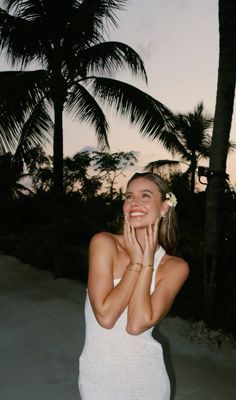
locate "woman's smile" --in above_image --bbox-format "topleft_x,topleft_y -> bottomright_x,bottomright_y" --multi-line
129,210 -> 147,218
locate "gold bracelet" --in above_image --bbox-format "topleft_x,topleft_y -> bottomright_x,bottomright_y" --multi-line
143,264 -> 154,271
127,263 -> 142,272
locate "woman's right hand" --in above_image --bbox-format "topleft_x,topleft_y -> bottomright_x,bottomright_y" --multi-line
123,217 -> 143,265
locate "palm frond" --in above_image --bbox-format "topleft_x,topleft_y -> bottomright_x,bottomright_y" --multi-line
175,102 -> 213,153
66,82 -> 109,149
145,160 -> 180,172
0,69 -> 48,153
0,110 -> 21,154
13,100 -> 52,168
78,41 -> 147,82
89,76 -> 174,140
63,0 -> 127,56
228,140 -> 236,153
155,128 -> 191,160
0,6 -> 44,66
78,0 -> 127,31
0,69 -> 48,109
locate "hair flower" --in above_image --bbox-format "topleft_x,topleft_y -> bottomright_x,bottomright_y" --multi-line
166,192 -> 177,208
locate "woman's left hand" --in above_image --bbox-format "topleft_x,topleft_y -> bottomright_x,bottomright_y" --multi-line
143,218 -> 159,267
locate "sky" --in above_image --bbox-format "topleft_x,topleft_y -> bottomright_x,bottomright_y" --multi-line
0,0 -> 235,187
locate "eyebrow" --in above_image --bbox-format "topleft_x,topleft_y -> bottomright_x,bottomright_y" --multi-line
125,189 -> 154,195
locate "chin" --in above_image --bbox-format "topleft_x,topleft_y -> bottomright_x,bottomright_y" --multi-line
129,219 -> 148,228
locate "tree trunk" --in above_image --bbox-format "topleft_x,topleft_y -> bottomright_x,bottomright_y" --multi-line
53,98 -> 64,196
190,155 -> 196,193
204,0 -> 236,326
51,69 -> 67,277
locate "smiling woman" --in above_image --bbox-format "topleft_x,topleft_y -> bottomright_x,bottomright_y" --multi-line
78,172 -> 189,400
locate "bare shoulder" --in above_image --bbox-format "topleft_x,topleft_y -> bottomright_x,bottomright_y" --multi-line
90,231 -> 116,246
89,231 -> 120,254
161,254 -> 189,279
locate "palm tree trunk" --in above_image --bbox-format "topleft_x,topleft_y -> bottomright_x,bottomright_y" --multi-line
51,68 -> 67,277
53,98 -> 64,196
204,0 -> 236,326
190,156 -> 197,193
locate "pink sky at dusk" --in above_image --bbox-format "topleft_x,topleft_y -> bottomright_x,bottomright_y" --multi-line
0,0 -> 235,187
63,0 -> 236,186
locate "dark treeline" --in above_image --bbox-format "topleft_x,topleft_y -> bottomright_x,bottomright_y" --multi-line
0,148 -> 236,338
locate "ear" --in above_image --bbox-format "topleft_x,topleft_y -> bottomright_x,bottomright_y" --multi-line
160,200 -> 170,218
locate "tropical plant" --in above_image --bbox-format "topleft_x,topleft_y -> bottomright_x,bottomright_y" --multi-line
0,101 -> 52,200
0,0 -> 174,201
0,0 -> 177,277
0,152 -> 30,199
26,146 -> 53,193
93,150 -> 138,200
145,102 -> 213,193
204,0 -> 236,327
63,151 -> 102,198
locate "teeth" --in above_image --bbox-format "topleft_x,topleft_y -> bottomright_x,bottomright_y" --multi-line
130,212 -> 145,217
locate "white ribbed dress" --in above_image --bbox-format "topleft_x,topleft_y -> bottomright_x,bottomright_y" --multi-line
78,246 -> 170,400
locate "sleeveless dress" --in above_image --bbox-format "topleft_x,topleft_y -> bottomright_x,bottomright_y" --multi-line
78,246 -> 170,400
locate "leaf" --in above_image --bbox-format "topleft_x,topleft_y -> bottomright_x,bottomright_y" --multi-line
66,82 -> 109,149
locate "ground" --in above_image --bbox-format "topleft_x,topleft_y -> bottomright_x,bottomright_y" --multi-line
0,252 -> 235,400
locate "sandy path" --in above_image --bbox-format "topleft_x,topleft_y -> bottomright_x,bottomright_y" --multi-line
0,252 -> 235,400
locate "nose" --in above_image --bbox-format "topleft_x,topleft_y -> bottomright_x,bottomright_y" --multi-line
130,196 -> 140,206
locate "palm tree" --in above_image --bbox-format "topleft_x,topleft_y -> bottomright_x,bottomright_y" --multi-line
204,0 -> 236,326
0,0 -> 173,200
0,0 -> 174,276
145,103 -> 213,193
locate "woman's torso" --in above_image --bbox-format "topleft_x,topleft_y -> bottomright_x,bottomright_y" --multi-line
80,242 -> 166,362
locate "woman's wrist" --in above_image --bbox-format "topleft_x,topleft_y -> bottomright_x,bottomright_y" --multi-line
127,262 -> 142,272
142,263 -> 154,271
127,261 -> 155,273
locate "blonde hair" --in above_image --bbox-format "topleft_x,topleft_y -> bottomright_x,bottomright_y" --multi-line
127,172 -> 177,254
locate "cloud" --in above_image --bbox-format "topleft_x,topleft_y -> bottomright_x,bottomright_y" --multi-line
79,145 -> 97,153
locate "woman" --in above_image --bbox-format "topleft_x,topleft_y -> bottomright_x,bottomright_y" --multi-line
79,172 -> 189,400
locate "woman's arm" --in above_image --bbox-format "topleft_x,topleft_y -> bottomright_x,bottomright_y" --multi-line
87,232 -> 142,329
126,257 -> 189,335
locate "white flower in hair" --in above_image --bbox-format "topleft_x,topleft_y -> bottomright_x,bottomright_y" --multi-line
166,192 -> 177,207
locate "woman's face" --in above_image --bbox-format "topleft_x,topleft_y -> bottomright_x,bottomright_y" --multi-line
123,177 -> 165,228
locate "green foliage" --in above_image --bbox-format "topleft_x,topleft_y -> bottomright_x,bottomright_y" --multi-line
145,102 -> 214,193
1,187 -> 236,336
93,150 -> 138,200
0,192 -> 123,281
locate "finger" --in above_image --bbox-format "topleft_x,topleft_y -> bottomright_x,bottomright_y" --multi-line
153,218 -> 159,243
131,224 -> 137,242
123,220 -> 128,244
148,221 -> 154,243
126,219 -> 133,243
144,228 -> 149,249
124,217 -> 130,243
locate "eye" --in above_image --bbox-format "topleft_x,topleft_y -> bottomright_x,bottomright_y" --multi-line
142,192 -> 151,198
125,194 -> 132,200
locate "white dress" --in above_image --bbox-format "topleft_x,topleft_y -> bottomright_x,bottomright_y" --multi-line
78,246 -> 170,400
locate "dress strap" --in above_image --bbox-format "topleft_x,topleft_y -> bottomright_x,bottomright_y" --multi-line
150,246 -> 166,293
